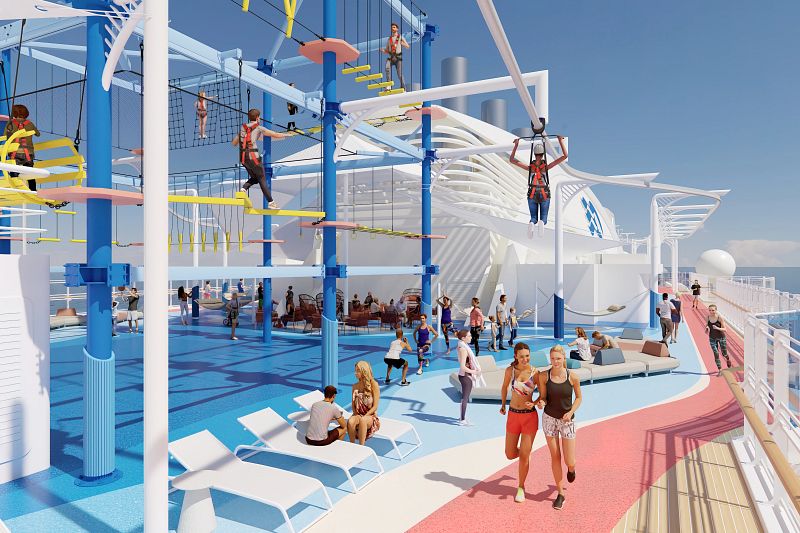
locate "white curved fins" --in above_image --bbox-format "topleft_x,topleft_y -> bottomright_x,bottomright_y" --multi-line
101,0 -> 144,92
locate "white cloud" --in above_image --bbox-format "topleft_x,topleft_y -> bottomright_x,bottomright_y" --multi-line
726,240 -> 800,267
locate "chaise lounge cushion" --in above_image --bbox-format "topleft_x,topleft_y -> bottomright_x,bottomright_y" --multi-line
620,328 -> 644,340
622,352 -> 680,374
616,338 -> 647,352
642,340 -> 670,357
593,348 -> 625,366
582,360 -> 647,380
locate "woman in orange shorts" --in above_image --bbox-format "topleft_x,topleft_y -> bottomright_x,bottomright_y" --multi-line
500,342 -> 544,503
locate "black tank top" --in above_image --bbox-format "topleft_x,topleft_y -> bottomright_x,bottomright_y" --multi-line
707,317 -> 724,339
544,369 -> 574,419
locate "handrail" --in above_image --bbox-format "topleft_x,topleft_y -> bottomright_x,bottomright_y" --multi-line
721,367 -> 800,516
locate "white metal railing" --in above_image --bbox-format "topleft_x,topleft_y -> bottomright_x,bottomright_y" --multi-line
714,277 -> 800,334
737,312 -> 800,530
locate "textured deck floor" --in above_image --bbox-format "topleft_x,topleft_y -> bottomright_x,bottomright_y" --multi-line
612,428 -> 760,533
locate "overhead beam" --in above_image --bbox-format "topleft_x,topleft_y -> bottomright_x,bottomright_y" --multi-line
273,152 -> 418,177
383,0 -> 425,35
20,47 -> 140,92
0,19 -> 83,51
340,70 -> 548,114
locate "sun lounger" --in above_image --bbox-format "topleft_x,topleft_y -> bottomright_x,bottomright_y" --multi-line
293,390 -> 422,460
236,407 -> 383,493
169,429 -> 333,533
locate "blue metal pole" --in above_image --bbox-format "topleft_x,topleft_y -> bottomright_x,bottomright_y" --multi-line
80,5 -> 116,483
259,61 -> 273,344
420,24 -> 437,317
0,49 -> 11,255
321,0 -> 339,390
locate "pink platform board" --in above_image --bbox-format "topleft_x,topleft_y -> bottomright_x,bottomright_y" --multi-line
405,234 -> 447,240
404,106 -> 448,121
298,220 -> 359,230
0,236 -> 22,241
247,239 -> 286,244
298,39 -> 360,64
43,186 -> 144,206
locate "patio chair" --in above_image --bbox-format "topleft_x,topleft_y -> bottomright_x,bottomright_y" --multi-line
236,407 -> 383,493
169,429 -> 333,533
293,390 -> 422,460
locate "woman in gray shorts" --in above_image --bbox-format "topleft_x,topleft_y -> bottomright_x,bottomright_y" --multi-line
538,345 -> 582,510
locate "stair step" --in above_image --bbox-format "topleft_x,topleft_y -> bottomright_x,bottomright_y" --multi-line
379,88 -> 405,96
355,73 -> 383,82
342,64 -> 370,74
368,81 -> 395,90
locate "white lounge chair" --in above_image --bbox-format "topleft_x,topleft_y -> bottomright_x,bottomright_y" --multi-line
235,407 -> 384,493
169,430 -> 333,533
293,390 -> 422,460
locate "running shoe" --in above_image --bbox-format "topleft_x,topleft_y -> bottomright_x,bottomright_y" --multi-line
425,359 -> 430,367
400,380 -> 410,386
514,487 -> 525,503
538,220 -> 545,237
553,494 -> 565,510
231,336 -> 238,340
416,368 -> 423,375
726,357 -> 732,368
716,368 -> 722,377
385,378 -> 391,385
527,222 -> 535,239
239,187 -> 247,193
567,469 -> 576,483
268,201 -> 280,210
457,419 -> 473,427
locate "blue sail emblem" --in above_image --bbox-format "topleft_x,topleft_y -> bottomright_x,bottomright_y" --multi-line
581,197 -> 604,238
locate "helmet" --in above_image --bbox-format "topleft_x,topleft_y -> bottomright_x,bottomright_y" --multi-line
533,143 -> 545,155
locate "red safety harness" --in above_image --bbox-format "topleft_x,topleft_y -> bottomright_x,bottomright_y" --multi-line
528,159 -> 550,202
388,33 -> 403,63
8,118 -> 34,161
239,123 -> 260,164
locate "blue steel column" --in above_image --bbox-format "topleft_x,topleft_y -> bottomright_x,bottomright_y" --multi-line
420,24 -> 438,317
259,61 -> 273,344
321,0 -> 339,389
82,4 -> 116,482
0,49 -> 11,255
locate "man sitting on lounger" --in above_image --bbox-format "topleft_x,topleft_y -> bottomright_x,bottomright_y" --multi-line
305,385 -> 347,446
590,330 -> 619,354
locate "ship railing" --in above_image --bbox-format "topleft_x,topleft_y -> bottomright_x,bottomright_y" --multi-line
732,312 -> 800,530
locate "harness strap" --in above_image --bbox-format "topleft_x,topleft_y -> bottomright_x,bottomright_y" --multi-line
8,118 -> 32,160
240,123 -> 260,164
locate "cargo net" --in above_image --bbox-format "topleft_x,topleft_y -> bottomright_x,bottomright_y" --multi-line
168,72 -> 241,150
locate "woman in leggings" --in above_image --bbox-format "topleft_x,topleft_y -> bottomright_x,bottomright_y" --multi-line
538,345 -> 582,510
456,329 -> 481,426
500,342 -> 543,503
706,304 -> 731,375
436,294 -> 456,354
468,297 -> 485,356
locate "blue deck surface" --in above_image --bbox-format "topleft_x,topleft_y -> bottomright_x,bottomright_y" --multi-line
0,315 -> 707,532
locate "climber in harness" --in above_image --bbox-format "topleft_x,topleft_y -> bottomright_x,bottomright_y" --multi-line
509,134 -> 568,238
383,22 -> 409,91
3,104 -> 41,191
232,108 -> 289,209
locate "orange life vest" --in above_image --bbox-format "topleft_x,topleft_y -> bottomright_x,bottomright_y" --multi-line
8,118 -> 34,161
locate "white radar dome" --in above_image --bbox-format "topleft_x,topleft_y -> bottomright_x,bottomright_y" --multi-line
695,249 -> 736,277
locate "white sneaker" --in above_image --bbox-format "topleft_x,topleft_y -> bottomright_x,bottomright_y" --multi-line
239,187 -> 247,193
527,222 -> 535,239
416,368 -> 423,375
538,220 -> 545,236
268,201 -> 280,210
457,419 -> 473,426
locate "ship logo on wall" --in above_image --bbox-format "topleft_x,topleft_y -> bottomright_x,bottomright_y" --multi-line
581,197 -> 604,238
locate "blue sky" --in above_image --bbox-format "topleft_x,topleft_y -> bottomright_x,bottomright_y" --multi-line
171,0 -> 800,266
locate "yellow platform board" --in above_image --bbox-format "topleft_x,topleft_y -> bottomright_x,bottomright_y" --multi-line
368,81 -> 395,90
342,64 -> 371,74
379,88 -> 406,97
356,73 -> 383,82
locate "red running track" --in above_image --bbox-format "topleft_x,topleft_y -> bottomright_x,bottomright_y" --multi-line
409,296 -> 744,532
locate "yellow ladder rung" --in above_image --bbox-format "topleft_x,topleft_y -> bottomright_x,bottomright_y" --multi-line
306,126 -> 322,134
399,102 -> 423,108
342,64 -> 371,74
54,210 -> 77,215
38,237 -> 61,242
379,88 -> 406,96
368,81 -> 394,90
355,73 -> 383,82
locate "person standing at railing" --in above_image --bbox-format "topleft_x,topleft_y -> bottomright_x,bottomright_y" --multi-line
705,304 -> 731,375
